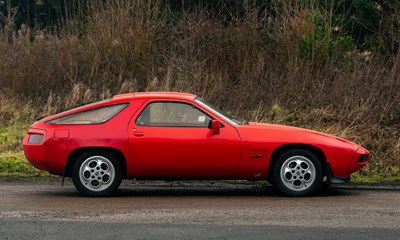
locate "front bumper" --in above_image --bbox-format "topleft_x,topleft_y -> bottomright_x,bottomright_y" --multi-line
346,147 -> 369,176
325,147 -> 369,185
324,162 -> 350,185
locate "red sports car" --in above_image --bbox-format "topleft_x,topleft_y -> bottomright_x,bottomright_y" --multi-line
23,92 -> 369,197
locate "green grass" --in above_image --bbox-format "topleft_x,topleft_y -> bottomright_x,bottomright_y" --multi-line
350,172 -> 400,185
0,125 -> 28,152
0,151 -> 50,177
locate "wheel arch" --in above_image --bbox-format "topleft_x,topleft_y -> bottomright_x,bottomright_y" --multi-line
65,147 -> 127,178
268,143 -> 327,180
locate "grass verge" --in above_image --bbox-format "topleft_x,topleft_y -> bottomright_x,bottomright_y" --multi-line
0,151 -> 50,177
350,172 -> 400,185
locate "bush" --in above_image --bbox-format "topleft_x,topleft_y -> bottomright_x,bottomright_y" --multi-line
0,0 -> 399,178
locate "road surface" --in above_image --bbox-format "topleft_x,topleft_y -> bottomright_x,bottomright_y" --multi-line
0,179 -> 399,239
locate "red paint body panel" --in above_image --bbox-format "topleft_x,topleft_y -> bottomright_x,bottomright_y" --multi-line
23,92 -> 369,182
54,129 -> 69,139
23,128 -> 51,172
128,99 -> 241,173
236,123 -> 359,178
128,126 -> 241,171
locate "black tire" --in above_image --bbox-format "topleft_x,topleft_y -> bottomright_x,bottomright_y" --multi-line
72,150 -> 122,197
272,149 -> 322,197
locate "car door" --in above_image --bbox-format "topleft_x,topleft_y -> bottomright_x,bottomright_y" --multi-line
128,100 -> 241,171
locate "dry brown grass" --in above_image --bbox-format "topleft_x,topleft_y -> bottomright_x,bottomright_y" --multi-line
0,0 -> 399,176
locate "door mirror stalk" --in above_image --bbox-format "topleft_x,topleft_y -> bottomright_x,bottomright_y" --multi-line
208,120 -> 220,135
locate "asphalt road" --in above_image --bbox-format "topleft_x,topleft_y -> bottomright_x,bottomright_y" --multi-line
0,179 -> 399,240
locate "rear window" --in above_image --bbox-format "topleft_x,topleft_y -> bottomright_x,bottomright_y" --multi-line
46,103 -> 129,124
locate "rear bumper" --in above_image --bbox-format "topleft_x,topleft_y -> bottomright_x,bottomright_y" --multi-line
23,128 -> 53,172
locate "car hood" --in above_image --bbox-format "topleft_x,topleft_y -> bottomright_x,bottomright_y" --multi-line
236,122 -> 360,149
247,122 -> 336,138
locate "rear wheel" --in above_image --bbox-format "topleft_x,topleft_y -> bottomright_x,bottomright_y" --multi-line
272,149 -> 322,197
72,151 -> 122,197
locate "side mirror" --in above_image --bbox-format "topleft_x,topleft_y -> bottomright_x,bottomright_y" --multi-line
208,120 -> 220,135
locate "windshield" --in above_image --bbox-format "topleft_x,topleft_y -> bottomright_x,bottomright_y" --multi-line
195,97 -> 247,125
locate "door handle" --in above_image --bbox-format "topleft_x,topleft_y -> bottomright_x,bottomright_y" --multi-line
133,128 -> 144,137
134,132 -> 144,137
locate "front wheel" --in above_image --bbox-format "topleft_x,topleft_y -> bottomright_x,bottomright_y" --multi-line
272,149 -> 322,197
72,151 -> 122,197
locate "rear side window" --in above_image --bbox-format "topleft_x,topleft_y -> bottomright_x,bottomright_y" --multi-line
46,103 -> 129,124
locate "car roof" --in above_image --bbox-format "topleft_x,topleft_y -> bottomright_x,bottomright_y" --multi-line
112,92 -> 197,101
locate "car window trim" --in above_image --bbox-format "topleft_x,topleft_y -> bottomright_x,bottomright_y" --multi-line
45,102 -> 130,125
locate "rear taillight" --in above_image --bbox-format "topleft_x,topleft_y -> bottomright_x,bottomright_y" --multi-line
28,134 -> 44,144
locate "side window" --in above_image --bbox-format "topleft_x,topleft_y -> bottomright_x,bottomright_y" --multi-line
136,102 -> 212,127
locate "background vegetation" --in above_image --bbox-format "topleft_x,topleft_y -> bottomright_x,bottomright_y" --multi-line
0,0 -> 399,181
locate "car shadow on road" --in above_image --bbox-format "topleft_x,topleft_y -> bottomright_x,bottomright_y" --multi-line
41,180 -> 360,198
114,186 -> 356,198
46,180 -> 357,198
